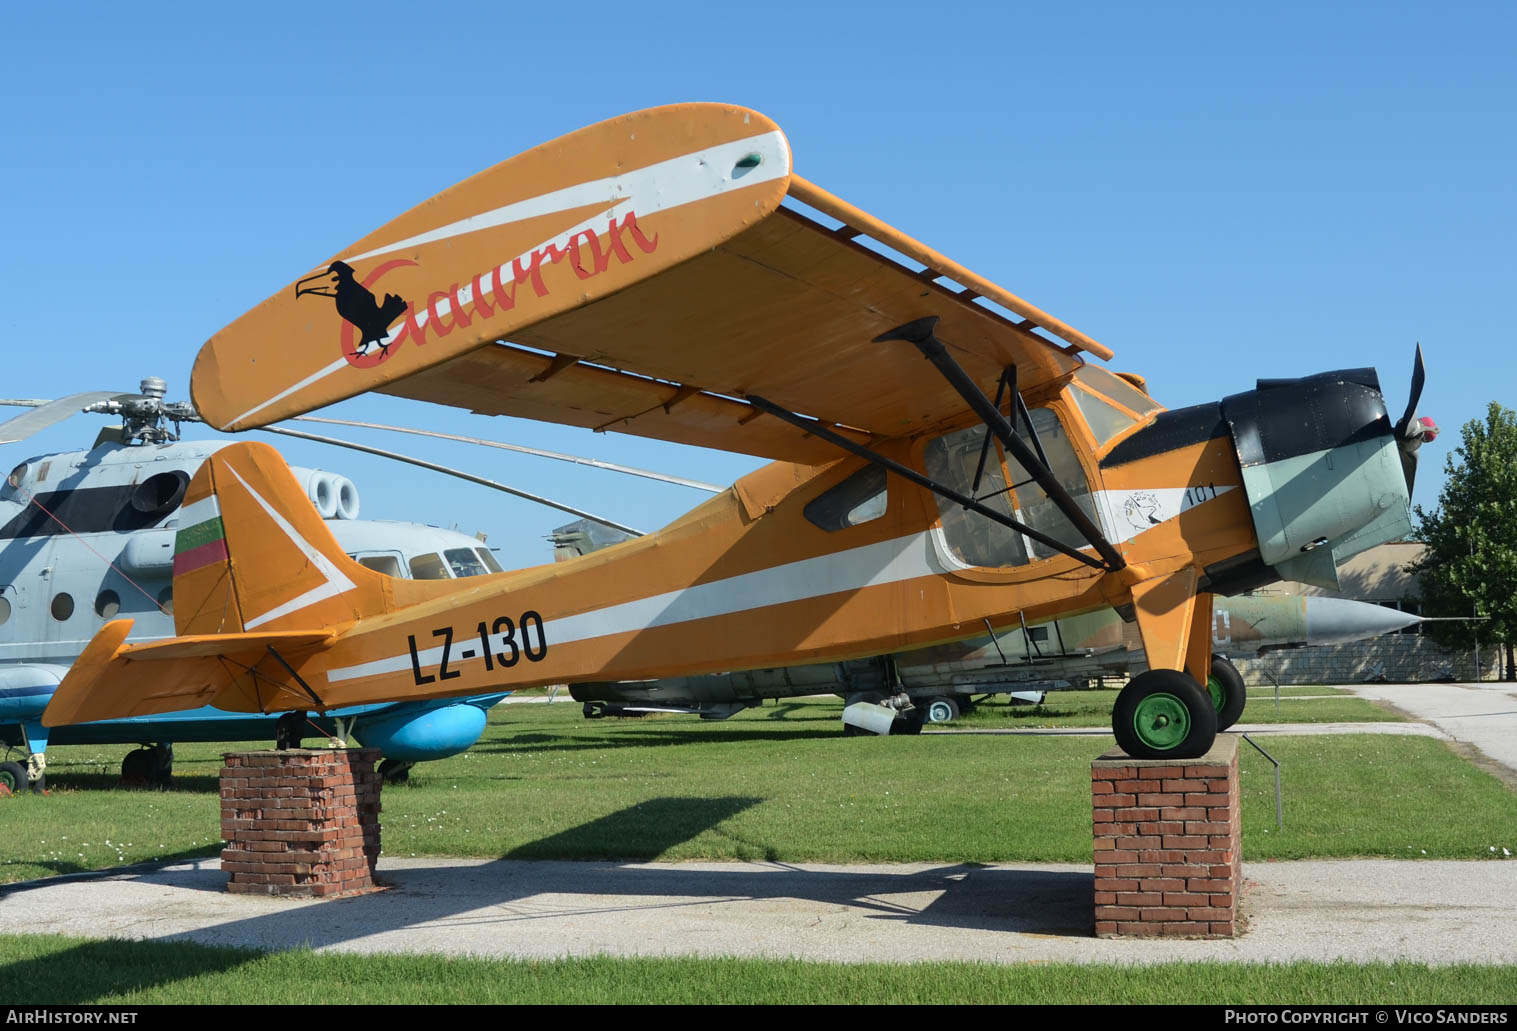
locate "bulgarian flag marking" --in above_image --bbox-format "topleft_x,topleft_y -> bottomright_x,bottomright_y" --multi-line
174,495 -> 227,577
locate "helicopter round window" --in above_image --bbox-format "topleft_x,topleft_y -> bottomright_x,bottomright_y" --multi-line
6,464 -> 26,489
51,593 -> 75,621
95,590 -> 121,619
0,596 -> 10,625
158,586 -> 173,614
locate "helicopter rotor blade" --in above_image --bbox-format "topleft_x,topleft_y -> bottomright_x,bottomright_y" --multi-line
257,425 -> 646,538
0,392 -> 134,445
289,414 -> 723,493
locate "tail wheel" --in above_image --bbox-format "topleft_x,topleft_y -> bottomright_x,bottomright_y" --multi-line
1208,654 -> 1247,731
1113,669 -> 1218,760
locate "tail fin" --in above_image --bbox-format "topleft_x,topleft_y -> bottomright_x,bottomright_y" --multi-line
173,441 -> 393,636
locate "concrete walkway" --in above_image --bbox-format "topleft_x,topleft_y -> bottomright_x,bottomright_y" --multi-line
933,722 -> 1448,739
2,856 -> 1513,966
1344,682 -> 1517,773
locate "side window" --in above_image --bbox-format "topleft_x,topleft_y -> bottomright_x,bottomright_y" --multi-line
1005,408 -> 1101,561
924,427 -> 1029,567
925,408 -> 1097,568
804,466 -> 888,531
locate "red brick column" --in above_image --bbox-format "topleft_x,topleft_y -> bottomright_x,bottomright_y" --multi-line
220,749 -> 382,897
1091,735 -> 1241,937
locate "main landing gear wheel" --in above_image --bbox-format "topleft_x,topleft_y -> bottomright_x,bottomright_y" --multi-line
1208,654 -> 1247,731
1112,669 -> 1218,760
0,761 -> 27,795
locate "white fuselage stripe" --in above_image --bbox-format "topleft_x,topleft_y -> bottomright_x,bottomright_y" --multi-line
325,530 -> 943,683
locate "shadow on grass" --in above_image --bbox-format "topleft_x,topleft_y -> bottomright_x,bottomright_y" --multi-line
0,799 -> 1095,1002
503,796 -> 762,860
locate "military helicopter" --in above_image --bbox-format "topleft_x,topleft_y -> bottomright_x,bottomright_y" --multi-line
0,377 -> 669,792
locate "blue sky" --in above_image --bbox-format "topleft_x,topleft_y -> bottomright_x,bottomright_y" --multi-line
2,2 -> 1511,566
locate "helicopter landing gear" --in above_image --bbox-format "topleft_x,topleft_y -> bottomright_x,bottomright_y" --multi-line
377,758 -> 415,784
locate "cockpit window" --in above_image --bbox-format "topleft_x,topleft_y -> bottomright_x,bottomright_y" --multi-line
444,547 -> 488,578
1074,367 -> 1161,416
1071,367 -> 1162,447
408,553 -> 451,580
803,466 -> 888,531
476,548 -> 503,574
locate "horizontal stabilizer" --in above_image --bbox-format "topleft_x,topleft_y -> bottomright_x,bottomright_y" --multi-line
41,619 -> 335,727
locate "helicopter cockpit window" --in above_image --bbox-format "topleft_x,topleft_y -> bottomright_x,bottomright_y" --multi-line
475,548 -> 503,574
804,466 -> 888,532
444,547 -> 488,578
355,554 -> 403,578
925,408 -> 1097,568
408,553 -> 451,580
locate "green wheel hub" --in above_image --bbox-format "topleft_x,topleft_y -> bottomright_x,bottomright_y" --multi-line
1206,674 -> 1226,711
1131,692 -> 1191,751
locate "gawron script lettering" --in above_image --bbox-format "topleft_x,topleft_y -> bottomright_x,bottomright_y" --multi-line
342,211 -> 659,367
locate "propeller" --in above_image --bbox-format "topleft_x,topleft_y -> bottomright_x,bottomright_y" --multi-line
1391,344 -> 1437,495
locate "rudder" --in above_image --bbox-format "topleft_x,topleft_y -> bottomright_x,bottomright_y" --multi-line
173,442 -> 392,636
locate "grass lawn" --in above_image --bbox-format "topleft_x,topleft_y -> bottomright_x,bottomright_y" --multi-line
952,689 -> 1396,728
1,699 -> 1510,884
0,934 -> 1512,1005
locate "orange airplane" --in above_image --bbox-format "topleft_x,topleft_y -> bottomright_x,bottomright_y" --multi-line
42,104 -> 1432,760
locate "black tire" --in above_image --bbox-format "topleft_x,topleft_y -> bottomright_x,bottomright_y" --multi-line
377,758 -> 413,784
0,761 -> 26,795
841,723 -> 868,737
925,697 -> 960,724
274,712 -> 305,751
893,707 -> 926,735
1208,654 -> 1247,731
121,748 -> 153,786
1112,669 -> 1218,760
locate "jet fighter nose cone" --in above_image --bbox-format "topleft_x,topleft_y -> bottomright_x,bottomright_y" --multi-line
1303,596 -> 1419,646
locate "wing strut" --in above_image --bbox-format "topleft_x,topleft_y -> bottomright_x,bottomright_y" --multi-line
876,317 -> 1127,572
743,398 -> 1107,571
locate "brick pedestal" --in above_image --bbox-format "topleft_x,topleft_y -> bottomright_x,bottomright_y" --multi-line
220,749 -> 382,897
1092,735 -> 1241,938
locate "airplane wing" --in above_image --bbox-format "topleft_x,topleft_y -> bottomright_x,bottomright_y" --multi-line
192,104 -> 1110,462
41,620 -> 336,726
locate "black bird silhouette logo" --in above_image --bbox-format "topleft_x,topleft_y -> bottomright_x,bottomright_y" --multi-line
295,260 -> 409,357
